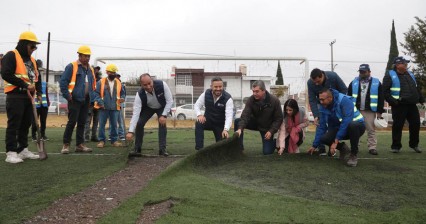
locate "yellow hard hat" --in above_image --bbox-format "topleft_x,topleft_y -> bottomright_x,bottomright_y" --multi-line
19,31 -> 40,44
77,45 -> 91,55
106,64 -> 118,73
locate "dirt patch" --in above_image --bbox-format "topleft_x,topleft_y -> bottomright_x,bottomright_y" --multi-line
137,198 -> 177,224
24,156 -> 181,224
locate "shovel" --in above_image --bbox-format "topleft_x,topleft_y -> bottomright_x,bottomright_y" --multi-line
27,90 -> 48,160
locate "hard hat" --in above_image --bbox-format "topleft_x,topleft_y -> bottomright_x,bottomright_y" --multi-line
374,117 -> 388,129
106,64 -> 118,73
19,31 -> 41,44
77,45 -> 91,55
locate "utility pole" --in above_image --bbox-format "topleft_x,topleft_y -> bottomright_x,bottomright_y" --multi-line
330,39 -> 336,71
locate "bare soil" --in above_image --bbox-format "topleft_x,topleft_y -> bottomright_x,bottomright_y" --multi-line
24,156 -> 181,224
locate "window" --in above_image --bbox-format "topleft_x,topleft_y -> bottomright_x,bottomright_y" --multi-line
176,74 -> 192,86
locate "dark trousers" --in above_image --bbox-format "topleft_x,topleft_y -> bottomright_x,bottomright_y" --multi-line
32,106 -> 48,137
84,105 -> 99,140
318,121 -> 365,155
63,100 -> 89,145
234,118 -> 276,155
134,107 -> 167,152
195,119 -> 224,149
283,131 -> 304,152
5,94 -> 33,153
391,104 -> 420,149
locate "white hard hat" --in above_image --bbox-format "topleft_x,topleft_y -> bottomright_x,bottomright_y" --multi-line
374,117 -> 388,129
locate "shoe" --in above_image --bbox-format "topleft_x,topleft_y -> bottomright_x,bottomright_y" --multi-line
369,149 -> 378,155
391,148 -> 400,153
18,148 -> 40,160
411,146 -> 422,153
107,137 -> 111,141
5,152 -> 24,164
91,137 -> 98,142
339,143 -> 350,160
128,151 -> 142,158
75,144 -> 92,153
119,137 -> 125,141
112,141 -> 122,147
97,141 -> 105,148
318,147 -> 327,156
41,136 -> 49,141
159,149 -> 169,157
347,154 -> 358,167
32,136 -> 37,142
61,144 -> 70,154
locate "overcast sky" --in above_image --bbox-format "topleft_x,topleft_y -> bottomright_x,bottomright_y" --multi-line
1,0 -> 425,93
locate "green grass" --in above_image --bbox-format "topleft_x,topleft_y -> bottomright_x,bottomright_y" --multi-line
1,127 -> 426,223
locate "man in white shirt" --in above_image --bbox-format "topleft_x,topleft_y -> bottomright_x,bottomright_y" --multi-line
126,73 -> 173,157
194,77 -> 234,150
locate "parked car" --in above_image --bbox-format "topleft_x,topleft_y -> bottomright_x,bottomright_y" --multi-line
171,104 -> 204,120
48,101 -> 68,115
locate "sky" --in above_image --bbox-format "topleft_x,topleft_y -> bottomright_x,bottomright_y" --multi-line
1,0 -> 425,93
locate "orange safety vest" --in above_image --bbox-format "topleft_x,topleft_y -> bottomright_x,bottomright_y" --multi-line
4,49 -> 39,93
67,61 -> 96,94
94,77 -> 122,110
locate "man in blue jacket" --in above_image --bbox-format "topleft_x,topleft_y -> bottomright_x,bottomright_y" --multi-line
307,88 -> 365,167
307,68 -> 347,156
59,46 -> 96,154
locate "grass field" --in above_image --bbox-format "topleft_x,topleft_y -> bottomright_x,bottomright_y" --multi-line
1,127 -> 426,223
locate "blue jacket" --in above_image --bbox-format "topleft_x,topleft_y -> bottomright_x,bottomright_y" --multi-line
307,71 -> 347,118
313,89 -> 364,148
93,78 -> 125,111
59,62 -> 96,102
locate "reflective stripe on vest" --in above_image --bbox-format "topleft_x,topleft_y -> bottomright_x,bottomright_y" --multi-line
389,70 -> 417,100
94,78 -> 122,110
35,82 -> 48,108
351,77 -> 380,112
336,93 -> 363,122
67,61 -> 96,94
4,49 -> 39,93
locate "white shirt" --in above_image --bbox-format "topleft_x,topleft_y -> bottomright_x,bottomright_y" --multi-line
128,81 -> 173,132
194,91 -> 234,131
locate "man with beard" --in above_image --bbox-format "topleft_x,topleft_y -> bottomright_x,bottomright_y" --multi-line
94,64 -> 125,148
1,31 -> 42,163
383,56 -> 425,153
126,73 -> 173,157
59,45 -> 96,154
234,80 -> 283,155
348,64 -> 385,155
194,77 -> 234,150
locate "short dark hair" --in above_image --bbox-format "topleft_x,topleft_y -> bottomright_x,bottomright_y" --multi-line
310,68 -> 324,79
318,87 -> 331,95
252,80 -> 266,91
211,77 -> 223,83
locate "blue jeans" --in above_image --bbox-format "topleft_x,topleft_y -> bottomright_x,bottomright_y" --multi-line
98,109 -> 119,143
110,109 -> 125,138
234,118 -> 276,155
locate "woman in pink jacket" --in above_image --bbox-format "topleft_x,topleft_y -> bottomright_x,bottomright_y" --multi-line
277,99 -> 309,155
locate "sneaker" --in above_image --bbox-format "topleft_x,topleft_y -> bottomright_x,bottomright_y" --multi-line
391,148 -> 400,153
5,151 -> 24,164
318,147 -> 327,156
61,144 -> 70,154
41,136 -> 49,141
112,141 -> 122,147
32,136 -> 37,142
97,141 -> 105,148
159,149 -> 169,157
128,151 -> 142,158
369,149 -> 378,155
120,137 -> 126,141
18,148 -> 40,160
411,146 -> 422,153
107,137 -> 111,141
75,144 -> 92,153
347,154 -> 358,167
339,143 -> 350,160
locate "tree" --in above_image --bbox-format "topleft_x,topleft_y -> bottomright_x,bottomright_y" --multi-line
275,60 -> 283,85
401,16 -> 426,95
386,20 -> 399,72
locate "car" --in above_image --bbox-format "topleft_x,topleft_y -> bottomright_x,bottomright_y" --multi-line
171,104 -> 204,120
48,101 -> 68,115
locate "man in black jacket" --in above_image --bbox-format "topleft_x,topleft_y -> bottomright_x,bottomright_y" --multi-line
382,56 -> 424,153
234,80 -> 283,155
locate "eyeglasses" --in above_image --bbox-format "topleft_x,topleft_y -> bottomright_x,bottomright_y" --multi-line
30,45 -> 37,50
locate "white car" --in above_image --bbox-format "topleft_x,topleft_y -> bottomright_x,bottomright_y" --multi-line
171,104 -> 204,120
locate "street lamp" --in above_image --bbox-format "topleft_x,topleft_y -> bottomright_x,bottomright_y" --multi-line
330,39 -> 336,71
